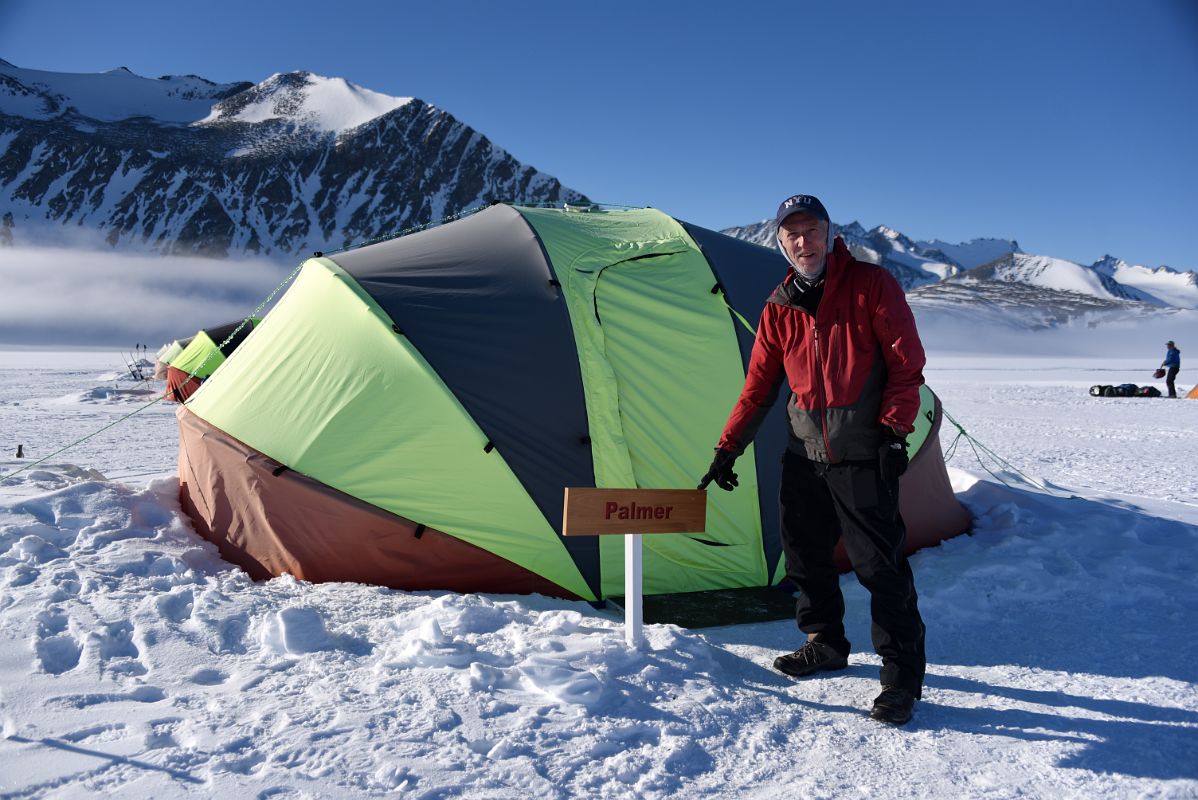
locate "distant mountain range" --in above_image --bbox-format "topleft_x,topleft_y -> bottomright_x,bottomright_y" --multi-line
0,60 -> 586,257
722,219 -> 1198,324
1,59 -> 1194,326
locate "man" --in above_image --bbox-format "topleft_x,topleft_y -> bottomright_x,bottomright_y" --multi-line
698,194 -> 927,725
1162,341 -> 1181,398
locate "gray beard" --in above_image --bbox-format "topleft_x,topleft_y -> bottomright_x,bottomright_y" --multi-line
796,262 -> 826,283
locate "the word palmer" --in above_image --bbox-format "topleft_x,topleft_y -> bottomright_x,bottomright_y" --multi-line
604,501 -> 675,521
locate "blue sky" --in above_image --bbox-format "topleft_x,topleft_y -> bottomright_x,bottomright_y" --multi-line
2,0 -> 1196,270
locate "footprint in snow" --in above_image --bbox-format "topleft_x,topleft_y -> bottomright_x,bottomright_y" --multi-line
155,588 -> 195,624
49,685 -> 167,709
6,534 -> 67,565
217,615 -> 249,654
86,619 -> 147,677
4,563 -> 38,588
34,611 -> 82,675
189,668 -> 229,686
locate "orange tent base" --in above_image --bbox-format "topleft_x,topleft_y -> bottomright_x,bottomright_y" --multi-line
165,366 -> 203,403
176,407 -> 577,598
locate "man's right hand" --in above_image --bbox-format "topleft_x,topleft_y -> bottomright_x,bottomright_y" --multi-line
698,449 -> 739,492
879,429 -> 909,485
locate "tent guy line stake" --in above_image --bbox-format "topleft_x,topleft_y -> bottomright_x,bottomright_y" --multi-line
0,396 -> 167,483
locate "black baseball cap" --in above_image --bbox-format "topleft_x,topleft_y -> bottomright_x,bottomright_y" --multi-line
776,194 -> 830,227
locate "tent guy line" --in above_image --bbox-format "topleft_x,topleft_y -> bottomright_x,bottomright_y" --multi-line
941,408 -> 1064,497
0,262 -> 304,483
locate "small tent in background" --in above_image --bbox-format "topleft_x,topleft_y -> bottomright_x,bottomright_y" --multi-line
1187,384 -> 1198,399
154,337 -> 193,380
165,319 -> 259,403
177,204 -> 971,602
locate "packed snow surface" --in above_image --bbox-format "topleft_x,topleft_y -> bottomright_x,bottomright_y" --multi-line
0,351 -> 1195,798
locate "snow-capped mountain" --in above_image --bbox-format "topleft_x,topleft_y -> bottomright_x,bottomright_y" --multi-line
1090,255 -> 1198,310
905,273 -> 1146,331
906,252 -> 1198,330
963,253 -> 1152,303
0,60 -> 251,123
721,217 -> 1020,291
0,61 -> 586,258
196,72 -> 413,134
916,237 -> 1021,270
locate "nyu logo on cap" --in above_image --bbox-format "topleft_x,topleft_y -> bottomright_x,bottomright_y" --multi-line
775,194 -> 830,227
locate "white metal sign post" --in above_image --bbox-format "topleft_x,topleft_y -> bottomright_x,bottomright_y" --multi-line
562,488 -> 707,649
624,532 -> 643,647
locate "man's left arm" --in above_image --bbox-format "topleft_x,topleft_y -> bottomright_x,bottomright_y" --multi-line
869,271 -> 927,433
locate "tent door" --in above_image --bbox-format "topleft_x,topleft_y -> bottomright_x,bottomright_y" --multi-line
592,250 -> 767,596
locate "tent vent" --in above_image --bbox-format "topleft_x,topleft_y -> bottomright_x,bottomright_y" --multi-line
548,279 -> 561,288
271,465 -> 289,477
392,324 -> 403,335
483,441 -> 495,453
710,282 -> 724,295
413,524 -> 426,539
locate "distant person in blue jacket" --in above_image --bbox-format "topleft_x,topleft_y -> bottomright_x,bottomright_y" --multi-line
1161,341 -> 1181,397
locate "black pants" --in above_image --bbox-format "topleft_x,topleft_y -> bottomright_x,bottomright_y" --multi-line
779,449 -> 926,696
1166,366 -> 1179,397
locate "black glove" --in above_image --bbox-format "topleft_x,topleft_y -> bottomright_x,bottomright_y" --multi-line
698,448 -> 739,492
879,428 -> 909,485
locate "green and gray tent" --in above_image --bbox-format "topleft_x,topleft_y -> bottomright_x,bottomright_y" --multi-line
178,204 -> 969,601
154,336 -> 193,380
165,318 -> 259,402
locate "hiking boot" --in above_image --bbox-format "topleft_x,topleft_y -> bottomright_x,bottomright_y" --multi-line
773,641 -> 849,678
870,685 -> 916,725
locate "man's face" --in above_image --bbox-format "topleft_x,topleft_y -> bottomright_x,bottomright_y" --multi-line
779,214 -> 829,274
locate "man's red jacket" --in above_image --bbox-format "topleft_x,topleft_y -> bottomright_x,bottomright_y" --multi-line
718,237 -> 926,463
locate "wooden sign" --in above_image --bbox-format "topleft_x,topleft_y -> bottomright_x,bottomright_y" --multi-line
562,488 -> 707,536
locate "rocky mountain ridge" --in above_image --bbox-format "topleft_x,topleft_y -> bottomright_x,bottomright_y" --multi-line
0,61 -> 586,258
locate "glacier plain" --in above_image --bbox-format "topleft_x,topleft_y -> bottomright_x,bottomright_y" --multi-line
0,348 -> 1195,799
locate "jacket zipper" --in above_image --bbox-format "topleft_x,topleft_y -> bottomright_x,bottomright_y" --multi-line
811,325 -> 835,461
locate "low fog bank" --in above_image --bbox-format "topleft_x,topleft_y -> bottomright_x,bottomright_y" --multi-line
0,246 -> 295,347
1,244 -> 1190,361
913,307 -> 1194,360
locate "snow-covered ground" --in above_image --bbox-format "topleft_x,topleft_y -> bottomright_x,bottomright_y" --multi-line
0,350 -> 1195,798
